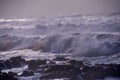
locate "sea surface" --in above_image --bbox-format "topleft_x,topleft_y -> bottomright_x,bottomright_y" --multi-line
0,14 -> 120,80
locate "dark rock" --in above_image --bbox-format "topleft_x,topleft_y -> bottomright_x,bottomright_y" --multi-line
68,60 -> 84,68
1,56 -> 119,80
0,71 -> 18,80
44,64 -> 76,73
82,64 -> 120,80
0,56 -> 26,70
4,60 -> 12,69
53,56 -> 68,61
40,63 -> 81,80
11,60 -> 21,67
28,59 -> 46,70
0,62 -> 5,70
39,58 -> 120,80
46,59 -> 56,64
10,56 -> 26,68
10,56 -> 25,63
20,70 -> 34,76
8,71 -> 17,76
40,70 -> 78,80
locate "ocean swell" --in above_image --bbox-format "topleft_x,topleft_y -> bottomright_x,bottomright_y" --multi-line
0,15 -> 120,57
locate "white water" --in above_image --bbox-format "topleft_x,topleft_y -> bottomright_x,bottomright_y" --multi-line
0,15 -> 120,57
0,14 -> 120,80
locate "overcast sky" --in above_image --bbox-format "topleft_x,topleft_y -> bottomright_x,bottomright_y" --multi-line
0,0 -> 120,18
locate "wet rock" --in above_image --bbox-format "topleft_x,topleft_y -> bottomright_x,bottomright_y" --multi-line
0,62 -> 5,70
82,64 -> 120,80
28,59 -> 46,70
0,56 -> 26,70
1,56 -> 120,80
11,60 -> 21,67
44,64 -> 76,73
68,60 -> 84,68
53,56 -> 68,61
4,60 -> 12,69
39,58 -> 120,80
46,59 -> 56,64
40,62 -> 81,80
0,71 -> 18,80
10,56 -> 25,63
10,56 -> 26,68
20,70 -> 34,76
8,71 -> 17,76
40,70 -> 79,80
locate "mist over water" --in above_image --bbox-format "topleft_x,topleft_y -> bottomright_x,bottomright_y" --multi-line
0,14 -> 120,80
0,14 -> 120,57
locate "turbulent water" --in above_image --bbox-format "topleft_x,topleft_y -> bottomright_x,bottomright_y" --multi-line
0,14 -> 120,80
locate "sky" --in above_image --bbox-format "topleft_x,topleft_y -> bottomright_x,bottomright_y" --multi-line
0,0 -> 120,18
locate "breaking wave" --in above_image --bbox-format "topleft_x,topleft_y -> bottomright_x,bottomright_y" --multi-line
0,15 -> 120,57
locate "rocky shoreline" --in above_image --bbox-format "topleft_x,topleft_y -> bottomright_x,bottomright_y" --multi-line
0,56 -> 120,80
